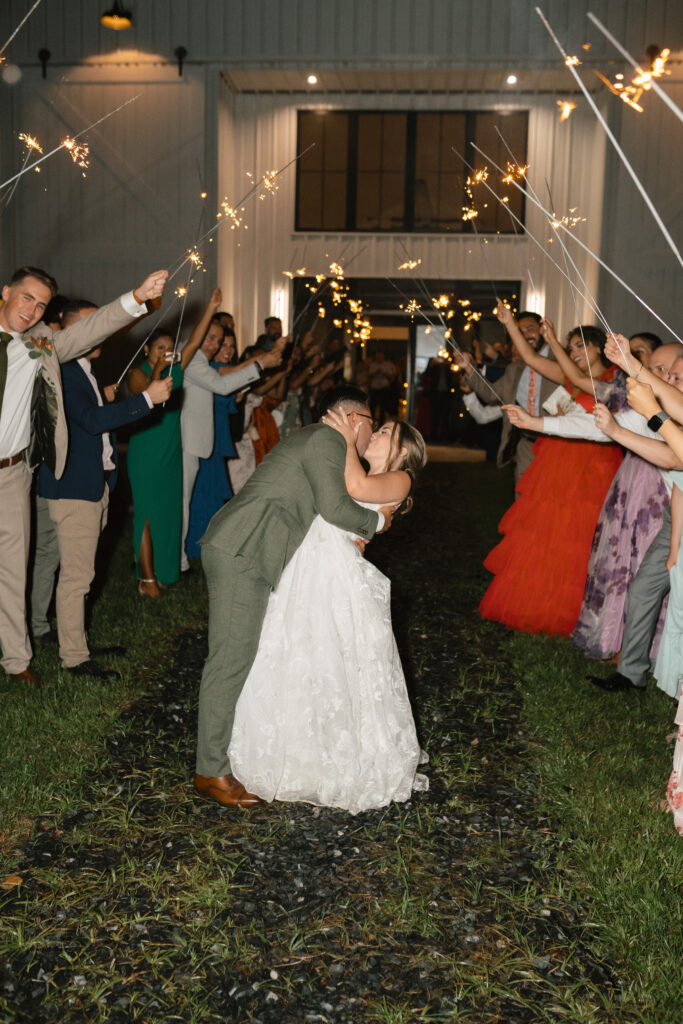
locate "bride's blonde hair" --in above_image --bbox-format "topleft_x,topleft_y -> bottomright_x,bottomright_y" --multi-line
383,421 -> 427,515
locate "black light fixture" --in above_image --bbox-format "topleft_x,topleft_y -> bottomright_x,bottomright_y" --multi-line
38,48 -> 50,79
174,46 -> 188,77
101,1 -> 133,30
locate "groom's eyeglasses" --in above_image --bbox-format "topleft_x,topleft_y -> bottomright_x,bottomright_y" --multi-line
356,413 -> 377,431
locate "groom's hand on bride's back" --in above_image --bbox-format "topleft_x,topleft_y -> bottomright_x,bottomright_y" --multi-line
377,506 -> 394,533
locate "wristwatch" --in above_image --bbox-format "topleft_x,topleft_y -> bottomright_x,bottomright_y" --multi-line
647,410 -> 671,433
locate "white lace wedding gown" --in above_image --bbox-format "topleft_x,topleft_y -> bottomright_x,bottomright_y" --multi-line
228,503 -> 428,814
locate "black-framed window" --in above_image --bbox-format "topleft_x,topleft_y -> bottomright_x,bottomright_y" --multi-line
295,109 -> 527,234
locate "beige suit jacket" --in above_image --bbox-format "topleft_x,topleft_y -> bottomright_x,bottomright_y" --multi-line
21,293 -> 144,476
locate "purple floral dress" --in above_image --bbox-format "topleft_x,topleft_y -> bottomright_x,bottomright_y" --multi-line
572,373 -> 670,660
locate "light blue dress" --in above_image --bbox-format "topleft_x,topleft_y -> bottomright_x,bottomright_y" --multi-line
654,470 -> 683,699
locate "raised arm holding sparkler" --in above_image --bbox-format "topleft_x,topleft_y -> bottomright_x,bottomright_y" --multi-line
606,334 -> 683,426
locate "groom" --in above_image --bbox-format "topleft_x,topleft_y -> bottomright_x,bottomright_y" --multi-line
194,385 -> 394,807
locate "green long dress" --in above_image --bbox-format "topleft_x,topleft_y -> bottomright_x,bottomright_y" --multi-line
127,361 -> 184,585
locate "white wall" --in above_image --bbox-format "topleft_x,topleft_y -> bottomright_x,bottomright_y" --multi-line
217,89 -> 608,345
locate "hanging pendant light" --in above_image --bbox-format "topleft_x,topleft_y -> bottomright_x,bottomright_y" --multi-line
101,1 -> 133,30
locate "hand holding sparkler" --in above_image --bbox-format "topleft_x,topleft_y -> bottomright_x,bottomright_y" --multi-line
540,318 -> 560,347
593,402 -> 619,438
133,270 -> 169,305
145,377 -> 174,404
208,287 -> 222,311
502,404 -> 543,432
605,333 -> 640,376
494,299 -> 514,329
626,378 -> 661,420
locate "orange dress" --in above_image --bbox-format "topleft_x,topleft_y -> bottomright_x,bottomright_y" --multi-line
479,382 -> 623,637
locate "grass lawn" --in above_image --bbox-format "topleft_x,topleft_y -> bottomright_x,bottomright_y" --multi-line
0,461 -> 681,1023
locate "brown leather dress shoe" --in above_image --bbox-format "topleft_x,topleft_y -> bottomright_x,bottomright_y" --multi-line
9,668 -> 42,689
193,773 -> 264,808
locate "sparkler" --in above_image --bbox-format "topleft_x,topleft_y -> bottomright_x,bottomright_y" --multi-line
63,136 -> 90,176
557,100 -> 577,122
1,132 -> 44,209
398,258 -> 421,270
473,139 -> 683,345
535,6 -> 682,270
0,94 -> 141,192
0,0 -> 44,61
587,13 -> 680,125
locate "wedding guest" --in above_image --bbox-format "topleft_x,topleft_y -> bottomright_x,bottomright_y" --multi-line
255,316 -> 282,352
185,330 -> 240,561
572,336 -> 680,660
0,264 -> 166,688
180,293 -> 278,571
461,309 -> 554,484
480,308 -> 622,637
505,337 -> 683,684
31,301 -> 172,678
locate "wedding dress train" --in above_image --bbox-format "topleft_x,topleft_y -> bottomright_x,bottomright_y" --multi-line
228,505 -> 428,814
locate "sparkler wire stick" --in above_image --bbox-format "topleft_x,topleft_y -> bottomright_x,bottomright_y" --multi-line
0,93 -> 141,191
470,141 -> 683,345
535,6 -> 683,270
586,12 -> 683,126
495,121 -> 619,383
545,179 -> 597,398
1,152 -> 31,208
0,0 -> 43,59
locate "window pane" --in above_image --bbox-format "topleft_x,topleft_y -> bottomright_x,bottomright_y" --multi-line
297,171 -> 323,230
357,115 -> 382,171
299,113 -> 324,171
380,171 -> 405,230
324,113 -> 349,171
356,171 -> 381,229
322,171 -> 347,230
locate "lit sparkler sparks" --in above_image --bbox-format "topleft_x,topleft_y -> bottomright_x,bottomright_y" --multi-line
187,248 -> 203,271
549,207 -> 586,231
329,261 -> 345,278
400,298 -> 421,318
565,55 -> 581,67
63,136 -> 90,176
398,258 -> 422,270
501,161 -> 529,184
175,286 -> 187,298
18,132 -> 43,154
217,198 -> 243,230
557,100 -> 577,121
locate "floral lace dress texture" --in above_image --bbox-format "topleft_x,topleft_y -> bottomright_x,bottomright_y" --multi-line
229,503 -> 428,813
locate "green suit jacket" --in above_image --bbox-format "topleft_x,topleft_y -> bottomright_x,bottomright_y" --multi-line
201,423 -> 379,589
0,295 -> 141,477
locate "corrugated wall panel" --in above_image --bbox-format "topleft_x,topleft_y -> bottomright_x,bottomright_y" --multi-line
3,1 -> 681,66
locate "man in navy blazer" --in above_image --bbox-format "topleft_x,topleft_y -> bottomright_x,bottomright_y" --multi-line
32,301 -> 172,679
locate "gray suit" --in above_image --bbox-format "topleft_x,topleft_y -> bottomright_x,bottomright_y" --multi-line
196,423 -> 380,778
180,348 -> 261,567
468,361 -> 557,483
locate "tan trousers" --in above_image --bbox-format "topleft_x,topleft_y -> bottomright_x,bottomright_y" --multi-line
31,495 -> 60,638
46,488 -> 109,668
0,459 -> 33,674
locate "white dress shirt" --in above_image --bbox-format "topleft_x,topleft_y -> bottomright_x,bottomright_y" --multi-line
541,406 -> 675,496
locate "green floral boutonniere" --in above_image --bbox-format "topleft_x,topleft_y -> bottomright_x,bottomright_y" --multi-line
24,335 -> 54,359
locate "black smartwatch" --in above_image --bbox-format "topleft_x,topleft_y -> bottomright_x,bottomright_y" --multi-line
647,410 -> 671,433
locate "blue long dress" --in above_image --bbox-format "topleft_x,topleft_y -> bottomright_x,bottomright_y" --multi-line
185,378 -> 237,561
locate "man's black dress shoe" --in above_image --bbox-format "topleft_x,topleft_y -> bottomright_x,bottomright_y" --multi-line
90,645 -> 126,658
586,672 -> 643,692
67,660 -> 121,681
35,629 -> 58,645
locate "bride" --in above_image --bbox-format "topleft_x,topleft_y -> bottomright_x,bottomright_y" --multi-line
228,408 -> 428,814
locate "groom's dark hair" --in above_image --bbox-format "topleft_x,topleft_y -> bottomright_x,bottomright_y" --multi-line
319,385 -> 369,417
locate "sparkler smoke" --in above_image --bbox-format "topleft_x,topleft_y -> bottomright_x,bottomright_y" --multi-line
0,94 -> 141,191
0,0 -> 44,60
587,13 -> 682,125
471,141 -> 683,346
535,6 -> 683,271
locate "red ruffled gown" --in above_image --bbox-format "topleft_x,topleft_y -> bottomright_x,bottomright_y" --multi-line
479,380 -> 623,637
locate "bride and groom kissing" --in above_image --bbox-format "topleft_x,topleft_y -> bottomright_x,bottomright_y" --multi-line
193,385 -> 429,814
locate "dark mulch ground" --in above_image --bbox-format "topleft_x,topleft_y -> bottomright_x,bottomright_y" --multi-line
0,463 -> 642,1022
